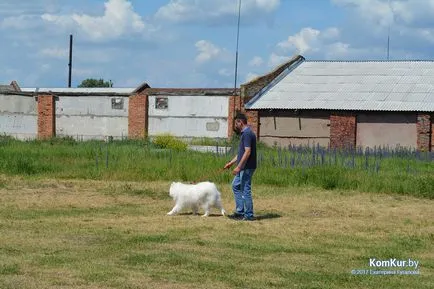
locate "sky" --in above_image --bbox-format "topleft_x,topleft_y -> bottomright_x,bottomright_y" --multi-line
1,0 -> 434,89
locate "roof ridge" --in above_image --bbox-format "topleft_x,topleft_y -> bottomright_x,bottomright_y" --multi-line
305,59 -> 434,63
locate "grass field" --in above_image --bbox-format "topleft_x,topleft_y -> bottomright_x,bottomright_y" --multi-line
0,138 -> 433,198
0,176 -> 433,289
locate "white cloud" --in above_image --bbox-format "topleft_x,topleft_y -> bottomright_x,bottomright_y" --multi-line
0,1 -> 57,17
322,27 -> 340,40
249,56 -> 264,67
156,0 -> 280,24
330,0 -> 434,57
277,27 -> 322,54
40,47 -> 68,59
41,0 -> 152,41
332,0 -> 394,27
195,40 -> 230,64
268,53 -> 290,67
245,72 -> 259,82
332,0 -> 434,28
41,63 -> 51,71
72,68 -> 96,78
1,15 -> 41,29
274,27 -> 355,60
41,14 -> 74,26
218,68 -> 233,77
414,28 -> 434,43
324,42 -> 351,58
195,40 -> 221,63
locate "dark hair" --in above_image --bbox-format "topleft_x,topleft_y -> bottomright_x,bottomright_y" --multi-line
235,112 -> 248,124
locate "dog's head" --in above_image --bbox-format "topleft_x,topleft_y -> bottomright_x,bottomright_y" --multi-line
169,182 -> 179,198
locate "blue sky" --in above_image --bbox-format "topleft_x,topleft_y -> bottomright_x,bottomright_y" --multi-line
1,0 -> 434,88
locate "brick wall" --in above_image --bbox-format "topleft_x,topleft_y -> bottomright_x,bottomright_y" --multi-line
227,95 -> 241,139
227,93 -> 260,138
242,55 -> 304,104
37,94 -> 55,139
245,111 -> 259,138
417,114 -> 431,152
233,55 -> 304,139
330,112 -> 356,149
128,93 -> 148,139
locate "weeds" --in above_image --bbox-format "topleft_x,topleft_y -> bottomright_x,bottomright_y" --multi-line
0,138 -> 432,198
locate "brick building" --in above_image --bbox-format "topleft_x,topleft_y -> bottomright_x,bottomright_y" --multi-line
2,83 -> 238,141
2,55 -> 433,151
244,55 -> 434,151
128,86 -> 237,139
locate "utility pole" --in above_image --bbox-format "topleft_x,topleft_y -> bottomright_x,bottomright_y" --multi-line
386,0 -> 392,60
234,0 -> 242,95
68,34 -> 73,87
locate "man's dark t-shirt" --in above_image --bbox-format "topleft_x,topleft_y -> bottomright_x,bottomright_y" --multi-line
237,126 -> 257,170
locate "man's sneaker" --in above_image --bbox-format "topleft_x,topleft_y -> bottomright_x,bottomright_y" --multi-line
242,217 -> 255,221
227,213 -> 244,220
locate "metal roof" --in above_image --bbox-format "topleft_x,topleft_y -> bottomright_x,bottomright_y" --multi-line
21,87 -> 135,94
246,60 -> 434,112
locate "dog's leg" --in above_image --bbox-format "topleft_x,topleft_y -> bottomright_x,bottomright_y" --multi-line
167,205 -> 181,216
201,204 -> 210,217
192,204 -> 199,215
215,199 -> 226,216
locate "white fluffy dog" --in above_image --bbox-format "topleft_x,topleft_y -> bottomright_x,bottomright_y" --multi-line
167,181 -> 226,217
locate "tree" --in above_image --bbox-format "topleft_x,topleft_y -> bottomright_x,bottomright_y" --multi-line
77,78 -> 113,88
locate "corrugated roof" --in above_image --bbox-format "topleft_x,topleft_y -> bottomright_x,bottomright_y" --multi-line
21,87 -> 135,94
246,60 -> 434,112
144,88 -> 237,96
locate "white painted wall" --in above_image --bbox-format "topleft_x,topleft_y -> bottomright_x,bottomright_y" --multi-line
0,94 -> 37,139
148,95 -> 229,138
1,93 -> 230,141
56,96 -> 129,140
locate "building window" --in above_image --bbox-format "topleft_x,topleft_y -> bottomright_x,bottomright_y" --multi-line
156,97 -> 168,109
111,98 -> 124,109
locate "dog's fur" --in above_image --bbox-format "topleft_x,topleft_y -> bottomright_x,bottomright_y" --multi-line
167,181 -> 226,217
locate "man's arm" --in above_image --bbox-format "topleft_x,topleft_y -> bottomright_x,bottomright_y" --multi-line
224,155 -> 237,169
236,147 -> 251,170
230,147 -> 251,175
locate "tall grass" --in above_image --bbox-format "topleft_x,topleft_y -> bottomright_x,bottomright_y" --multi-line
0,136 -> 432,198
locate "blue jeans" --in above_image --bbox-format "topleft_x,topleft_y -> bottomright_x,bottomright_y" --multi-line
232,169 -> 255,219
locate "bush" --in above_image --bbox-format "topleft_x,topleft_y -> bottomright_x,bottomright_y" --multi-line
152,134 -> 187,151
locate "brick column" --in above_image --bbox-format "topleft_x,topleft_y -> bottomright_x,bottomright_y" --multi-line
128,93 -> 148,139
330,112 -> 356,149
227,95 -> 242,139
37,94 -> 55,139
246,111 -> 259,137
227,95 -> 260,139
417,114 -> 431,152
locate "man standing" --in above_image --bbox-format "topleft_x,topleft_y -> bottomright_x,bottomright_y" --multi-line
224,113 -> 257,221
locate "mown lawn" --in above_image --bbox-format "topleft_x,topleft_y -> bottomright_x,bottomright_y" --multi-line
0,176 -> 432,289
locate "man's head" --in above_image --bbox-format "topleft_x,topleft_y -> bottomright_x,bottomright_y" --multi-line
234,113 -> 248,134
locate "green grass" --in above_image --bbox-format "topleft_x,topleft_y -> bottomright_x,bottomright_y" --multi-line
0,178 -> 432,288
0,138 -> 432,198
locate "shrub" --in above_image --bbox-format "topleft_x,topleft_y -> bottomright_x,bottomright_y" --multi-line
152,134 -> 187,151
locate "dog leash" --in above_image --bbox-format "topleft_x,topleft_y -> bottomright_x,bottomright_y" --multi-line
191,168 -> 226,184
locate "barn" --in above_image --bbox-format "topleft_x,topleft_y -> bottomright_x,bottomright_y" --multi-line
244,55 -> 434,151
